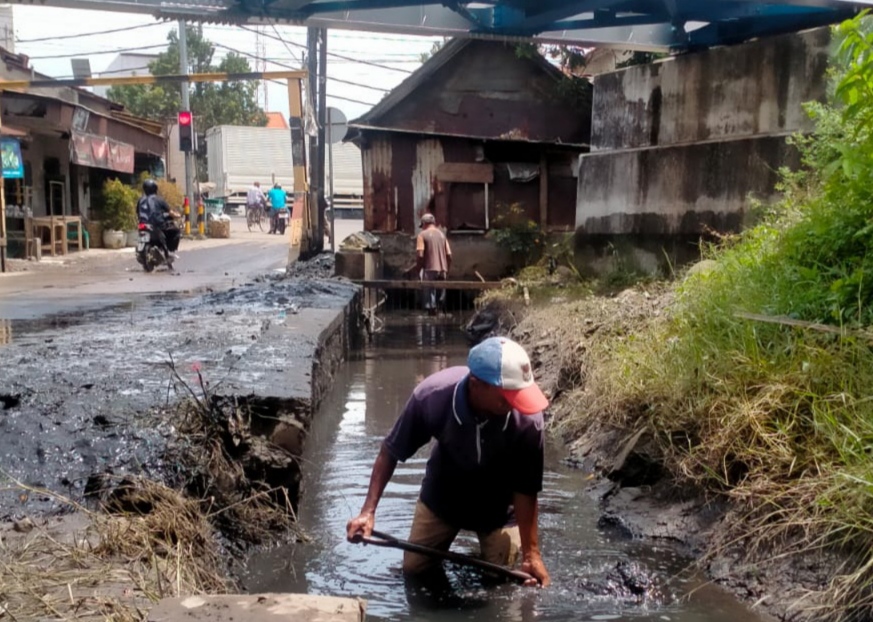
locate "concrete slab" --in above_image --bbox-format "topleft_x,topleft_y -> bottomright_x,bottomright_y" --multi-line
147,593 -> 366,622
216,306 -> 343,403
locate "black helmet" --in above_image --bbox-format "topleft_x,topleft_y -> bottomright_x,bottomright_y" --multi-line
143,179 -> 158,195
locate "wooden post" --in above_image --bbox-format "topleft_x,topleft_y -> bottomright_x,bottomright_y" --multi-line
539,153 -> 548,230
287,77 -> 309,253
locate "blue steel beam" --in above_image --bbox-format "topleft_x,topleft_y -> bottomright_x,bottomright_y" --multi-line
4,0 -> 870,49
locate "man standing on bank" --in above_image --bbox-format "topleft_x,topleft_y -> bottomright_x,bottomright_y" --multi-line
415,213 -> 451,316
346,336 -> 551,587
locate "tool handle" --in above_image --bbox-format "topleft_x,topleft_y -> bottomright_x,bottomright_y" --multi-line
353,530 -> 535,585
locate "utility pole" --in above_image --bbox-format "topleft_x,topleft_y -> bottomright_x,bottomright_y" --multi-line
178,20 -> 194,227
306,27 -> 319,258
316,28 -> 327,254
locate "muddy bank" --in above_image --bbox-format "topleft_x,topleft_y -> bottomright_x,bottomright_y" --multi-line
469,289 -> 834,622
0,272 -> 359,521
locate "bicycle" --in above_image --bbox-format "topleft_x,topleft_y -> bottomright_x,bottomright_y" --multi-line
246,202 -> 265,232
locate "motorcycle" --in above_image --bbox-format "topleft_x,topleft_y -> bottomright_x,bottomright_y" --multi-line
135,222 -> 174,272
272,205 -> 290,235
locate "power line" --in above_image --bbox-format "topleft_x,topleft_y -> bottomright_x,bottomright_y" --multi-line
213,42 -> 390,93
28,44 -> 166,60
328,93 -> 379,107
240,24 -> 414,75
52,64 -> 152,79
204,22 -> 438,45
16,22 -> 165,43
263,78 -> 377,107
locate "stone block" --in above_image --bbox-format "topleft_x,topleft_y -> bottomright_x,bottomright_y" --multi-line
147,593 -> 366,622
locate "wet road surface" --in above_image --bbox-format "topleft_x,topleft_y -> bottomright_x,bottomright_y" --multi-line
0,216 -> 290,320
244,318 -> 772,622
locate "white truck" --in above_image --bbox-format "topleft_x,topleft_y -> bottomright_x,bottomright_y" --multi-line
205,125 -> 295,212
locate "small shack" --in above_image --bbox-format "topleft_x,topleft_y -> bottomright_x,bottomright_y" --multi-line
346,39 -> 591,280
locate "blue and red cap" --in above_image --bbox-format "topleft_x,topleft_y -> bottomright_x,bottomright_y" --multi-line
467,336 -> 549,415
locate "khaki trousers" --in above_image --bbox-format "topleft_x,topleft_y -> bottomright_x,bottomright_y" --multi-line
402,499 -> 521,575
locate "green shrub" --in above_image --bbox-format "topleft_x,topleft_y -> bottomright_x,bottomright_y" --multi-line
100,178 -> 138,231
487,202 -> 543,270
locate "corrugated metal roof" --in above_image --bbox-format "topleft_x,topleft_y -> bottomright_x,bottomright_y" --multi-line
351,124 -> 589,149
350,38 -> 564,130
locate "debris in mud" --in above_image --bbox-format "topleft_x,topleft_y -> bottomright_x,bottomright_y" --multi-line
577,560 -> 666,605
161,366 -> 305,548
0,392 -> 20,409
463,299 -> 520,345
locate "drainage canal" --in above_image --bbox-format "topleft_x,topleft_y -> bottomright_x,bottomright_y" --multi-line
244,316 -> 769,622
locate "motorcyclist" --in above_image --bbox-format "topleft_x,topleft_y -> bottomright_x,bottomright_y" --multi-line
137,179 -> 181,259
267,183 -> 287,234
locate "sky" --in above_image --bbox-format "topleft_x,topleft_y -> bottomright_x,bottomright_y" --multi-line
10,5 -> 444,123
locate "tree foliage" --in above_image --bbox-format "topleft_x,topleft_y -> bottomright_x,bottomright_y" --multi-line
108,26 -> 266,131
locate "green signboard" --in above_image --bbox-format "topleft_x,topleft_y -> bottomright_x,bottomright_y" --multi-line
1,138 -> 24,179
0,137 -> 24,179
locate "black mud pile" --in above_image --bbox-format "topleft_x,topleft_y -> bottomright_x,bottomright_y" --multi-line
285,251 -> 336,280
0,272 -> 357,526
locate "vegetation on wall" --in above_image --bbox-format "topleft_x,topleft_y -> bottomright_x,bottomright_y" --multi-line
558,13 -> 873,619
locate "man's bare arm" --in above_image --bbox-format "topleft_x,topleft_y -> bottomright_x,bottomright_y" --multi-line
513,492 -> 551,587
346,445 -> 398,540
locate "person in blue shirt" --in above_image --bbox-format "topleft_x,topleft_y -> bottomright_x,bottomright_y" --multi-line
267,183 -> 287,234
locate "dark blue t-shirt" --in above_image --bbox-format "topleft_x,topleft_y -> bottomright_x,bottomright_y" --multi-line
383,366 -> 544,532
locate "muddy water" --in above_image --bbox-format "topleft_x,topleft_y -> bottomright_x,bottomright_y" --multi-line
245,319 -> 769,622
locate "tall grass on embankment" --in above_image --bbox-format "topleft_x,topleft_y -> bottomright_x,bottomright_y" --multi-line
549,15 -> 873,620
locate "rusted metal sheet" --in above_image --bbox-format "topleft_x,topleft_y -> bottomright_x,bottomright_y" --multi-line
436,162 -> 493,184
412,138 -> 443,225
362,135 -> 394,231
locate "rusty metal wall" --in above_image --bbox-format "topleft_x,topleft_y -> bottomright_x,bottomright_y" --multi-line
412,138 -> 444,226
362,135 -> 395,232
363,131 -> 582,235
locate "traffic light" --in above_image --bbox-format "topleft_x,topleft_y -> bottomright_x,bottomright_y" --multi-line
178,111 -> 193,152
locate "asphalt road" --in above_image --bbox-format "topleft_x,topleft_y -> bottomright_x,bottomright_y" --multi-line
0,217 -> 292,320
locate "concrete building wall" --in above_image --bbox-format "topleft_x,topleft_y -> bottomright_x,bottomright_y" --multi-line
591,27 -> 830,151
577,134 -> 797,235
575,26 -> 831,275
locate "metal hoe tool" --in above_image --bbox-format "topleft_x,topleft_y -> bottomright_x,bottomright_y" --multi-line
352,529 -> 535,585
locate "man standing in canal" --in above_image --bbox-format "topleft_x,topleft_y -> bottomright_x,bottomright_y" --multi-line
414,213 -> 451,316
346,336 -> 551,588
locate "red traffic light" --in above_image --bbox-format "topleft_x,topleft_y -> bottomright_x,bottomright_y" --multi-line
178,111 -> 192,126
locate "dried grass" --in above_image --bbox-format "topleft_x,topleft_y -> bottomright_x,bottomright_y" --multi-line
0,359 -> 310,621
0,477 -> 229,622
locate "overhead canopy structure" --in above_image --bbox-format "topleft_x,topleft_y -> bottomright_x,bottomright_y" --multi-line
8,0 -> 873,50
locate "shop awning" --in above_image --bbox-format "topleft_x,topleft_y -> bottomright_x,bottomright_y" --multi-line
69,130 -> 135,174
